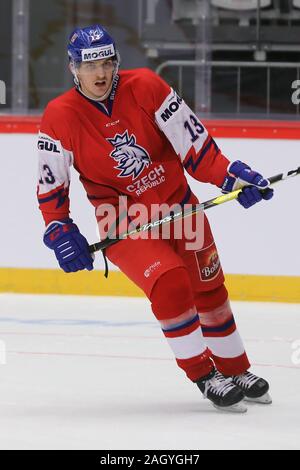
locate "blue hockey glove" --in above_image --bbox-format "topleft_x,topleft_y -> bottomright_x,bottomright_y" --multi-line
43,219 -> 94,273
221,160 -> 274,209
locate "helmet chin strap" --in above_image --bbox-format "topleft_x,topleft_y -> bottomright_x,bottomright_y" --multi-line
71,57 -> 119,102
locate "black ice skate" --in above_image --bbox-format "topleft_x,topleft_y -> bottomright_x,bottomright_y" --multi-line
196,369 -> 247,413
231,371 -> 272,404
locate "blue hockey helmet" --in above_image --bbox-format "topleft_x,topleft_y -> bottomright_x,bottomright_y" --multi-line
67,24 -> 118,64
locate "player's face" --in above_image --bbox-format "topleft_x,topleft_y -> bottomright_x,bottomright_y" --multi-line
76,58 -> 115,99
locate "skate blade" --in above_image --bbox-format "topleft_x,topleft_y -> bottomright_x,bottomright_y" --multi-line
245,392 -> 272,405
213,401 -> 247,414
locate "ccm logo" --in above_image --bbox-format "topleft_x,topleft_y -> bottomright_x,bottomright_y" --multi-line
38,140 -> 60,153
160,93 -> 183,122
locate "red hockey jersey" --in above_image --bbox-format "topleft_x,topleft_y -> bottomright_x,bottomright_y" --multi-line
37,68 -> 230,228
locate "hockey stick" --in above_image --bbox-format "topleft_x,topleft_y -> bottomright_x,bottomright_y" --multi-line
88,166 -> 300,254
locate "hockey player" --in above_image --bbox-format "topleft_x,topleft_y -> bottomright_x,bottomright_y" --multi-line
37,24 -> 273,412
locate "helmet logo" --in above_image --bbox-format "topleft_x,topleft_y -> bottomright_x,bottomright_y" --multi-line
107,131 -> 151,180
81,44 -> 115,61
89,29 -> 103,42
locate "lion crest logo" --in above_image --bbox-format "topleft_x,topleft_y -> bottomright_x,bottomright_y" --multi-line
89,29 -> 103,42
107,131 -> 151,180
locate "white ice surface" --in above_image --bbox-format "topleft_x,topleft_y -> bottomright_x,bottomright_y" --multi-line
0,294 -> 299,450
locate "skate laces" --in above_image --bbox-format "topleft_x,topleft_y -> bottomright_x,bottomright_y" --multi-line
204,371 -> 235,398
233,371 -> 259,390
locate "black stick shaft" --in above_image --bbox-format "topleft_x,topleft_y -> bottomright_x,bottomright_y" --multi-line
88,166 -> 300,254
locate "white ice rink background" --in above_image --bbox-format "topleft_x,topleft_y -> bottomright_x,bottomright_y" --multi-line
0,293 -> 299,450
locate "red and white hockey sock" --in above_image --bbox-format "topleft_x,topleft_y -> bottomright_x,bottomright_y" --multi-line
160,307 -> 213,381
198,299 -> 250,376
151,268 -> 213,381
